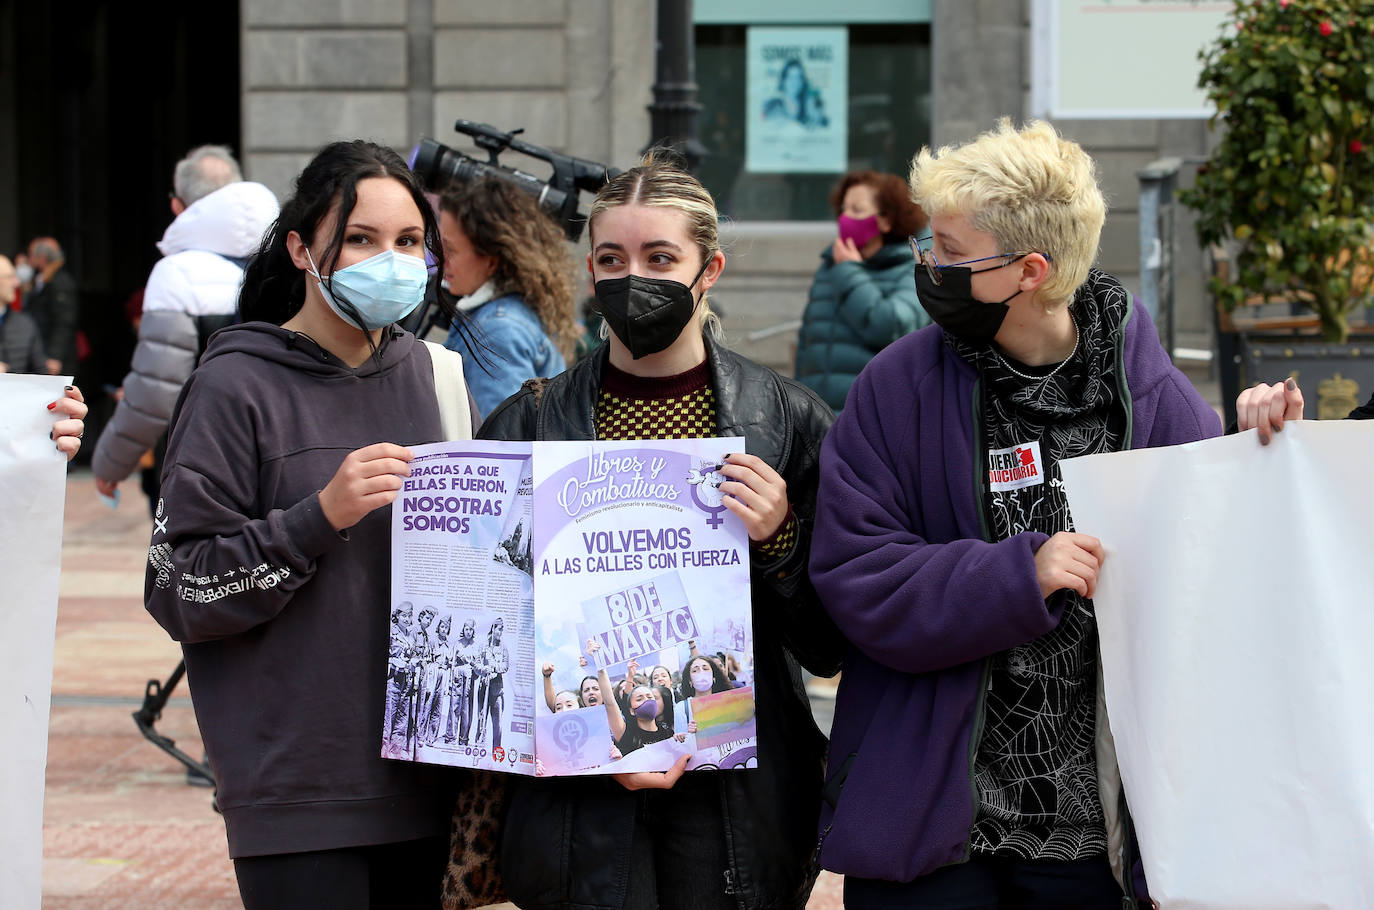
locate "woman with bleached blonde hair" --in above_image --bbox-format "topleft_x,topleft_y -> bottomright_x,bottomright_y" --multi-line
809,119 -> 1219,908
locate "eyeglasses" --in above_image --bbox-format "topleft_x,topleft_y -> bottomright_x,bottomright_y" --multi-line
908,236 -> 1050,286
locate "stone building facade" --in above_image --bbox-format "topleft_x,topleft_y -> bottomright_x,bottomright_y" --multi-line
0,0 -> 1217,380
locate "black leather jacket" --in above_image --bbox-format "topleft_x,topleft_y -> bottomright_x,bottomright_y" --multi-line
479,338 -> 842,910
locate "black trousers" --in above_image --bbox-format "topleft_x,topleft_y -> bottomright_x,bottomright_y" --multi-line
623,776 -> 755,910
844,853 -> 1125,910
233,835 -> 448,910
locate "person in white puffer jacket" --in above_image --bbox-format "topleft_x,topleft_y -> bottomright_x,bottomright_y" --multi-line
92,145 -> 279,511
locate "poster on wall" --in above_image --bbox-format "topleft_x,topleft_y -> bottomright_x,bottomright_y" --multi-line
745,26 -> 848,173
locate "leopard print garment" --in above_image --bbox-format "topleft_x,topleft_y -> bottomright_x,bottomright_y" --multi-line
442,380 -> 545,910
440,770 -> 509,910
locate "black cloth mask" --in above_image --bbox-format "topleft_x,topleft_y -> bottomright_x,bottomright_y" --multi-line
594,258 -> 712,360
914,264 -> 1017,346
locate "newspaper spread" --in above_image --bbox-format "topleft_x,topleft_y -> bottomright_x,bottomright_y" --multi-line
385,437 -> 755,776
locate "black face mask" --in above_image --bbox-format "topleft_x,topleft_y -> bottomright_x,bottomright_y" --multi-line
594,258 -> 712,360
913,264 -> 1017,346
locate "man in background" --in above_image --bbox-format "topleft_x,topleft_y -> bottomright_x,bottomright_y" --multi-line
91,145 -> 278,512
24,236 -> 78,375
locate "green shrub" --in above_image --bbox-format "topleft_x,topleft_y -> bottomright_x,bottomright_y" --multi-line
1179,0 -> 1374,341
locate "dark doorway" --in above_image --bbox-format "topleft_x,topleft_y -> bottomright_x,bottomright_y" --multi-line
1,0 -> 240,460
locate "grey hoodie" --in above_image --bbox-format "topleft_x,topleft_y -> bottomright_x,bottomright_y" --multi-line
145,321 -> 457,858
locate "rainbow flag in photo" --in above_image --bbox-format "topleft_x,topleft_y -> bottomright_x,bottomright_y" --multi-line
690,686 -> 756,749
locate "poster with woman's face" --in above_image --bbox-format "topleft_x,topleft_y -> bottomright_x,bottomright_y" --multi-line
745,26 -> 848,174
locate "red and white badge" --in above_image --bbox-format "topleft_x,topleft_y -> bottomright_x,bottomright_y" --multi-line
987,441 -> 1043,492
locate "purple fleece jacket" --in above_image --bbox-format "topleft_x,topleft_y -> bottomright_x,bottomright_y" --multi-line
810,301 -> 1221,885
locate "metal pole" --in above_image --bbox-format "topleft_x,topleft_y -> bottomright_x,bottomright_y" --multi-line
647,0 -> 708,173
1137,157 -> 1183,358
1161,171 -> 1178,364
1138,179 -> 1162,327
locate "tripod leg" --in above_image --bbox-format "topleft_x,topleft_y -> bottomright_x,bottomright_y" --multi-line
132,660 -> 215,787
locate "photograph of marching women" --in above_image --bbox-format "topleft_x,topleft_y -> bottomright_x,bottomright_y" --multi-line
16,2 -> 1374,908
383,603 -> 518,765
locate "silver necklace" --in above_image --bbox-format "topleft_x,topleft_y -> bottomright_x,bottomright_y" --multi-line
995,316 -> 1080,384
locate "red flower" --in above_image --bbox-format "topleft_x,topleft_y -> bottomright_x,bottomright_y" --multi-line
1279,0 -> 1289,7
1320,20 -> 1334,36
1351,140 -> 1366,154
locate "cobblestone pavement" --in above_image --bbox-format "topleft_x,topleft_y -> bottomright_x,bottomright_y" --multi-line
43,474 -> 236,908
42,472 -> 844,908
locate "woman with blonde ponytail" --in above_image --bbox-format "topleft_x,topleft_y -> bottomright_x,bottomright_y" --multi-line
479,153 -> 841,910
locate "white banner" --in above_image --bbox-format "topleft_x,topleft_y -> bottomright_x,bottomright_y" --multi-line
1060,422 -> 1374,909
0,373 -> 71,909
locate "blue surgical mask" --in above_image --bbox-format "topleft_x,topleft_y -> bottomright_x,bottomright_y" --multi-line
306,248 -> 428,332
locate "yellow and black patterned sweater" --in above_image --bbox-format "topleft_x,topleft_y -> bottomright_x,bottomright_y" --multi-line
595,359 -> 796,556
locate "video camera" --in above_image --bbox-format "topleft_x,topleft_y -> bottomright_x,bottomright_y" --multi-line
412,120 -> 621,242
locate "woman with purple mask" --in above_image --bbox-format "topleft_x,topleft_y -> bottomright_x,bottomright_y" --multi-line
795,170 -> 930,413
594,672 -> 692,758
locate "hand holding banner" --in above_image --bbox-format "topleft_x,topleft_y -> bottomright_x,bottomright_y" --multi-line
0,373 -> 73,908
1060,421 -> 1374,909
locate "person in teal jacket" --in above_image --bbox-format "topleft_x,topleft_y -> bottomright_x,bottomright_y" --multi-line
795,170 -> 929,412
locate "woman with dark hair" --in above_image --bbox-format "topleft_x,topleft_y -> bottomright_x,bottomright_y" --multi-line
480,153 -> 840,910
795,170 -> 930,413
648,664 -> 674,691
677,653 -> 732,703
144,139 -> 477,908
439,178 -> 577,415
652,683 -> 678,734
578,674 -> 602,708
594,671 -> 692,758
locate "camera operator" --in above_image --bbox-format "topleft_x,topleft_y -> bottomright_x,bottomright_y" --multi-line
438,179 -> 577,415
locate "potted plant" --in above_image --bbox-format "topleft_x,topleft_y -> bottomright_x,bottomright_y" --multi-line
1181,0 -> 1374,344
